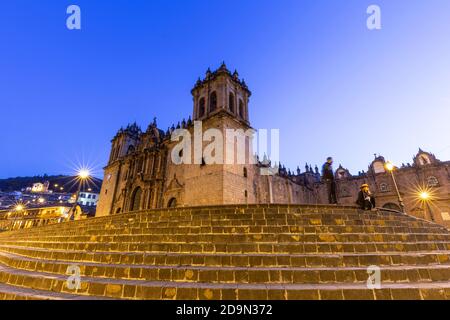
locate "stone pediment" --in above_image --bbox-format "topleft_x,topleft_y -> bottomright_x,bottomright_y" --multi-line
167,175 -> 184,191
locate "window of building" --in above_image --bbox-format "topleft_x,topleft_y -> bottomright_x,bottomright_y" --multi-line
243,167 -> 248,178
229,93 -> 235,113
380,183 -> 389,192
198,97 -> 205,118
209,91 -> 217,112
427,176 -> 439,187
239,99 -> 244,118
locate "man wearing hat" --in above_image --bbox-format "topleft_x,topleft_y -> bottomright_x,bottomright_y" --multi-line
356,184 -> 376,211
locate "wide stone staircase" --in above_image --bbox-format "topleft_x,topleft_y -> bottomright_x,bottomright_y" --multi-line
0,204 -> 449,300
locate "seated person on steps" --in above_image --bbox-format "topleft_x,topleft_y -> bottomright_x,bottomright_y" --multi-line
356,184 -> 376,211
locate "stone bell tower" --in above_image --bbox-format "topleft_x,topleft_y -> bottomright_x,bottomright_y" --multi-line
191,62 -> 251,125
179,63 -> 257,206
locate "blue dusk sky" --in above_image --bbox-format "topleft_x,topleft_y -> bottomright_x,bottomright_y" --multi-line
1,0 -> 449,178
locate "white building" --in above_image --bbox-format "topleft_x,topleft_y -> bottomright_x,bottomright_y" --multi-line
77,192 -> 99,207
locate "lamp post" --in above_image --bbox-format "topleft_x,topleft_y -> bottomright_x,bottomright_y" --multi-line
419,191 -> 435,222
385,161 -> 405,213
69,169 -> 90,221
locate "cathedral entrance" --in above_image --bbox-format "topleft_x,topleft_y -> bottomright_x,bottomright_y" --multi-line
130,187 -> 142,212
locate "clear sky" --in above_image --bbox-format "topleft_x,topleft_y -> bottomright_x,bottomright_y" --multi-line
1,0 -> 449,178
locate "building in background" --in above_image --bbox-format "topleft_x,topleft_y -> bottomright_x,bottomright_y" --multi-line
96,64 -> 450,227
0,205 -> 72,231
77,191 -> 100,207
331,150 -> 450,227
30,181 -> 50,193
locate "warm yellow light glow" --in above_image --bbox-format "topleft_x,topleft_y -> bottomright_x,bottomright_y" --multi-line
419,191 -> 430,201
78,169 -> 90,180
38,198 -> 45,204
385,162 -> 394,172
15,205 -> 24,211
54,184 -> 59,187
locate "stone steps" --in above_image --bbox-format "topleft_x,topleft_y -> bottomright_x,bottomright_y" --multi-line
1,240 -> 449,254
0,261 -> 448,300
1,251 -> 450,286
5,225 -> 446,237
1,245 -> 449,268
4,233 -> 450,244
2,208 -> 442,234
0,204 -> 448,300
0,282 -> 105,300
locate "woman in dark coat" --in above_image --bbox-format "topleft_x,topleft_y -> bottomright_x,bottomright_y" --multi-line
356,184 -> 376,210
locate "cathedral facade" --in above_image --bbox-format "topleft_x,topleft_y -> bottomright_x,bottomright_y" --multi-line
96,64 -> 450,227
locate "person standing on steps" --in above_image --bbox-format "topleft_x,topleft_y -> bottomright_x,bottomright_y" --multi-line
356,184 -> 376,211
322,157 -> 338,204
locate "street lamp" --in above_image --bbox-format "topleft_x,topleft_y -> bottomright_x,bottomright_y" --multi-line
69,169 -> 91,221
419,191 -> 430,201
418,190 -> 435,222
15,204 -> 24,212
385,161 -> 405,213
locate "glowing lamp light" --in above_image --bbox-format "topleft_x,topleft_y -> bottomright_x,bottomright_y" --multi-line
78,169 -> 90,180
419,191 -> 430,201
15,205 -> 24,211
385,162 -> 395,172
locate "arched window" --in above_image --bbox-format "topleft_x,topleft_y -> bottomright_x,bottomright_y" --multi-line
127,145 -> 135,155
427,176 -> 439,187
229,93 -> 235,113
243,167 -> 248,178
419,155 -> 430,166
380,183 -> 389,193
239,99 -> 244,118
167,198 -> 177,208
130,187 -> 142,212
209,91 -> 217,112
198,97 -> 205,118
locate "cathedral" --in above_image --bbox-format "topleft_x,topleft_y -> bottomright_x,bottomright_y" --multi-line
96,64 -> 450,227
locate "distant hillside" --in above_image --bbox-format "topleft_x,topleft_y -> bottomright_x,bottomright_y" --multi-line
0,175 -> 103,193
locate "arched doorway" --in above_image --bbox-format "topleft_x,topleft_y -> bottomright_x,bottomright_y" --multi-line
130,187 -> 142,212
167,198 -> 177,208
383,203 -> 401,211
